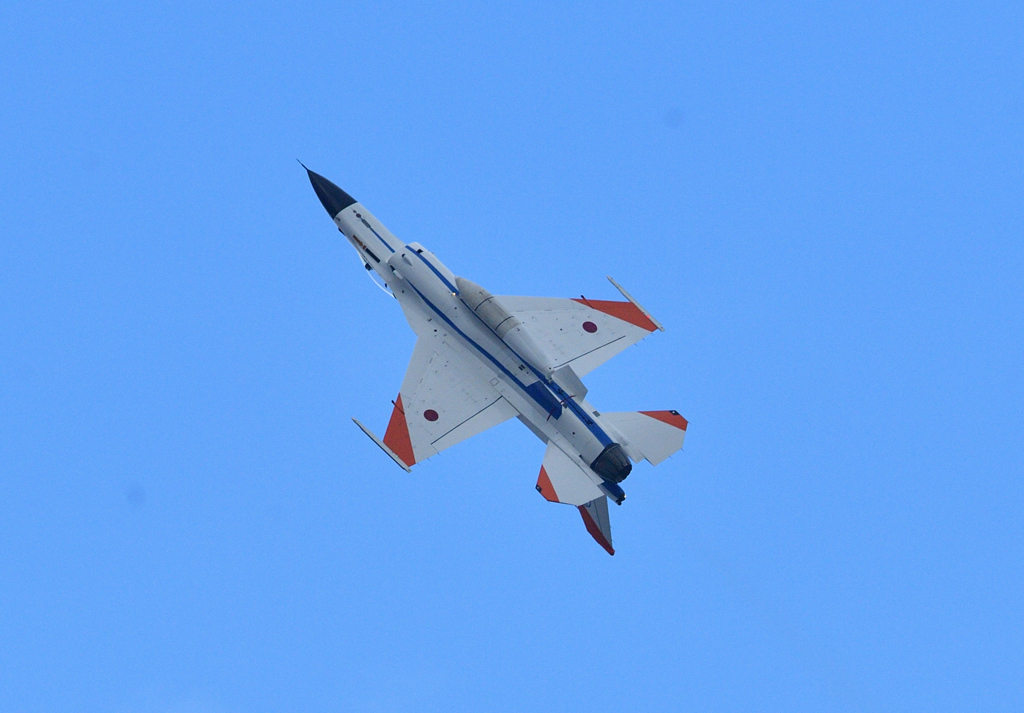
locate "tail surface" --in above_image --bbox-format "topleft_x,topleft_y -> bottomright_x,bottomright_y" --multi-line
601,410 -> 688,465
578,496 -> 614,555
534,441 -> 615,555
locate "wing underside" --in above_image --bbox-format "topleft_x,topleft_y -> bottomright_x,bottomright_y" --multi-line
378,334 -> 519,467
496,288 -> 660,377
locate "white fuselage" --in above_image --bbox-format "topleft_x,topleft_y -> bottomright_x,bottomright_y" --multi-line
332,202 -> 619,478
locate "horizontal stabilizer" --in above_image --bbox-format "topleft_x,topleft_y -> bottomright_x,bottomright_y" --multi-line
535,441 -> 604,506
602,410 -> 688,465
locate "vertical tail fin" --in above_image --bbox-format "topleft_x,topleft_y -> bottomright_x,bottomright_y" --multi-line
534,443 -> 615,555
579,497 -> 614,555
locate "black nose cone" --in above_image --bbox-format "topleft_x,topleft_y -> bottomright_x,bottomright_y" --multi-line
304,167 -> 357,218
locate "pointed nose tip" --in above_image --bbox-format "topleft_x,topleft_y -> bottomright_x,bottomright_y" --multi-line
304,167 -> 357,219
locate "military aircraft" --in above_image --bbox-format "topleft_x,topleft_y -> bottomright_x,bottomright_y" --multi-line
304,166 -> 687,554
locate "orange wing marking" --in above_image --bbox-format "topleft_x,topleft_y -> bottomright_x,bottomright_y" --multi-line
383,394 -> 416,467
571,299 -> 658,332
639,410 -> 689,431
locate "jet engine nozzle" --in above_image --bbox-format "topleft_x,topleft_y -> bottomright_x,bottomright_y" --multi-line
590,443 -> 633,483
455,277 -> 555,375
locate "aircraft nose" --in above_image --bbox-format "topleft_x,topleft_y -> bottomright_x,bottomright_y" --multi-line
303,166 -> 357,218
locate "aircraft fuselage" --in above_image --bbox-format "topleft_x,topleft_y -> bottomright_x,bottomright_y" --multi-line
333,200 -> 631,500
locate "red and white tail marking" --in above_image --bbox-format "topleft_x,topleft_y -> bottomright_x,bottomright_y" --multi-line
579,497 -> 614,556
534,443 -> 615,555
601,410 -> 688,465
534,442 -> 604,506
536,466 -> 559,502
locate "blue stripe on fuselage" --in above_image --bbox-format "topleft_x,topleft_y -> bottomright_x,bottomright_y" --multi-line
545,378 -> 612,446
525,381 -> 563,420
403,279 -> 613,448
404,283 -> 535,396
410,249 -> 459,295
359,217 -> 396,253
480,310 -> 612,446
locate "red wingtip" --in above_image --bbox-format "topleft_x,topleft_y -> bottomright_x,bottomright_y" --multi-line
383,394 -> 416,467
572,298 -> 658,332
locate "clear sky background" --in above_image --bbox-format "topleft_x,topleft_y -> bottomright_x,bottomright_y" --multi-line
2,2 -> 1022,711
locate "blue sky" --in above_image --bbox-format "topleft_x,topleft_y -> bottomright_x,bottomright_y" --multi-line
2,2 -> 1022,711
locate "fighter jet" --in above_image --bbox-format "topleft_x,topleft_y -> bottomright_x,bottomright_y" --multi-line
305,167 -> 687,554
